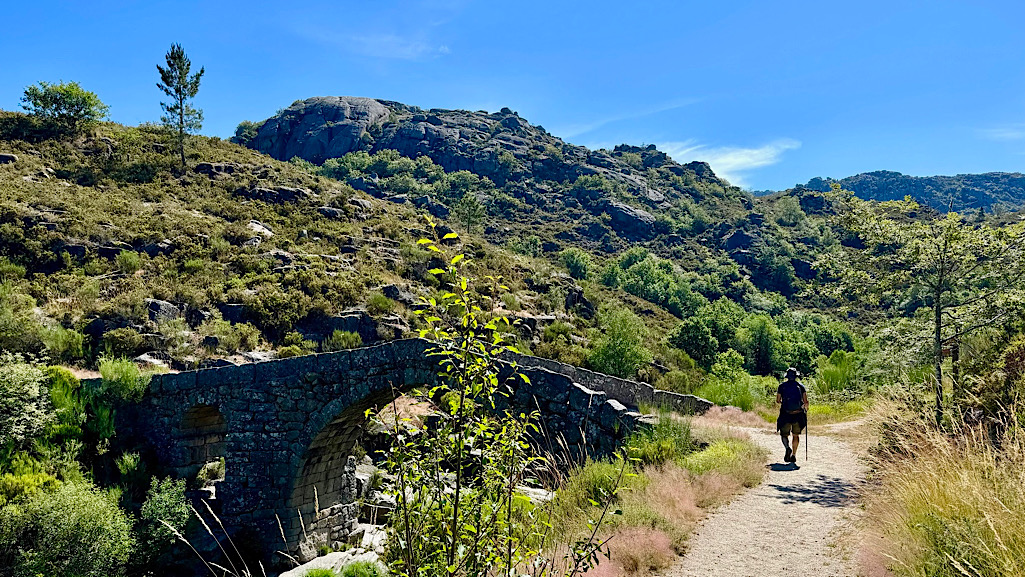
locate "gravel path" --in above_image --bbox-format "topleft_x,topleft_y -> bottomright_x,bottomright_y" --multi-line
663,423 -> 866,577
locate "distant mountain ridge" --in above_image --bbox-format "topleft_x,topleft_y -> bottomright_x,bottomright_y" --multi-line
796,170 -> 1025,212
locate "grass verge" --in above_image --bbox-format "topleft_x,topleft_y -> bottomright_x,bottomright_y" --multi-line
553,416 -> 767,576
860,401 -> 1025,577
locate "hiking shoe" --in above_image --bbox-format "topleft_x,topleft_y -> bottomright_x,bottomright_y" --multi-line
784,448 -> 793,462
787,453 -> 797,463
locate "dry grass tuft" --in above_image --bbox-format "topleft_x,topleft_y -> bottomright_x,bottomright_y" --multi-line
692,405 -> 771,429
862,400 -> 1025,577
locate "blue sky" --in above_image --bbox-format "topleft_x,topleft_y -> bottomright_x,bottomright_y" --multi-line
2,0 -> 1024,190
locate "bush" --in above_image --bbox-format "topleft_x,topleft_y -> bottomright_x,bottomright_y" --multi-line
115,250 -> 141,274
0,353 -> 53,450
102,327 -> 144,358
97,356 -> 151,402
20,80 -> 109,136
138,477 -> 189,563
0,472 -> 60,507
340,562 -> 386,577
366,292 -> 395,315
277,345 -> 303,358
198,318 -> 261,353
587,308 -> 652,379
322,330 -> 362,351
667,318 -> 718,369
0,481 -> 135,577
560,248 -> 591,280
628,415 -> 694,466
41,325 -> 85,364
232,120 -> 262,147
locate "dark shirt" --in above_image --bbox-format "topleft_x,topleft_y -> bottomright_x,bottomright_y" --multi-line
777,379 -> 806,413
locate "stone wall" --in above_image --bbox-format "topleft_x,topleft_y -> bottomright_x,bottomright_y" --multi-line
506,353 -> 713,415
96,338 -> 690,564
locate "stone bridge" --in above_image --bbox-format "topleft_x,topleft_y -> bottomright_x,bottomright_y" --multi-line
107,338 -> 711,562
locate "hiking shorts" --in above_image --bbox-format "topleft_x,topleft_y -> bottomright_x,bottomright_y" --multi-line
777,411 -> 806,436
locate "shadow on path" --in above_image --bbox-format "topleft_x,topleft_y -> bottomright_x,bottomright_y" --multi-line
768,474 -> 857,507
767,463 -> 800,472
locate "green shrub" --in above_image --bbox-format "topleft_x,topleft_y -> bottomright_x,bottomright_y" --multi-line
587,308 -> 651,379
305,569 -> 337,577
195,458 -> 225,487
20,80 -> 109,136
340,562 -> 385,577
41,325 -> 85,364
97,356 -> 151,402
667,318 -> 718,369
0,353 -> 53,450
277,345 -> 303,358
0,481 -> 135,577
560,248 -> 591,280
814,349 -> 861,395
102,327 -> 144,358
366,292 -> 395,315
683,439 -> 755,475
322,330 -> 362,351
138,477 -> 189,563
114,250 -> 141,274
0,472 -> 60,507
282,331 -> 317,353
627,415 -> 694,465
198,318 -> 261,353
556,460 -> 629,513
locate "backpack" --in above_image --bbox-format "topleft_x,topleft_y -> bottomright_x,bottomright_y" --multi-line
779,380 -> 804,413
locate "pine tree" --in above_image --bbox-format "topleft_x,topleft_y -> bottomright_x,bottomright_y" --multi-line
157,43 -> 204,170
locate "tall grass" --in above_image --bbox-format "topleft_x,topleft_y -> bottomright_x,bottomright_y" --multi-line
865,402 -> 1025,577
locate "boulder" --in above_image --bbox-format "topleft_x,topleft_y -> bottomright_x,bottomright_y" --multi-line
317,206 -> 347,219
279,549 -> 386,577
236,185 -> 313,204
145,298 -> 181,323
248,96 -> 391,164
792,258 -> 815,280
602,200 -> 656,240
193,162 -> 242,177
0,153 -> 17,164
412,195 -> 449,218
247,220 -> 274,237
565,285 -> 596,319
139,239 -> 175,257
722,230 -> 757,251
349,198 -> 373,211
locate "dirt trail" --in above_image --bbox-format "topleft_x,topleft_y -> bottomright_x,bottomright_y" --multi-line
663,422 -> 866,577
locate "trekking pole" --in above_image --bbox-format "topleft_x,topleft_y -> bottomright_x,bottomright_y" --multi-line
805,420 -> 809,462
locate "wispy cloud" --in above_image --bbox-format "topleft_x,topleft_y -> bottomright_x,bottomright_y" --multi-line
660,138 -> 801,188
553,98 -> 700,139
979,124 -> 1025,141
300,30 -> 451,61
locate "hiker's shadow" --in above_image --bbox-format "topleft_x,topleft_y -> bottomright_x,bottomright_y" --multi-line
768,474 -> 857,507
768,462 -> 800,472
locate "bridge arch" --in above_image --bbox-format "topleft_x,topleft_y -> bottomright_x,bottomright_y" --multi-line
176,403 -> 227,479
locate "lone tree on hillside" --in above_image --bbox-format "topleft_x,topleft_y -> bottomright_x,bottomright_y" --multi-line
21,81 -> 108,137
823,184 -> 1025,424
157,43 -> 204,170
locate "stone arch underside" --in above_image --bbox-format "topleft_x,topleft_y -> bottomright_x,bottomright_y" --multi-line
175,404 -> 227,480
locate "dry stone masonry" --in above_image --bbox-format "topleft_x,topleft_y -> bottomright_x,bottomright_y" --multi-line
98,338 -> 710,562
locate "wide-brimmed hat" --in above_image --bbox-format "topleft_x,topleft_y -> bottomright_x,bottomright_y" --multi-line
785,367 -> 800,378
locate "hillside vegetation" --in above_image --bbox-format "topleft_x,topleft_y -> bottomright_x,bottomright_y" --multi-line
794,170 -> 1025,213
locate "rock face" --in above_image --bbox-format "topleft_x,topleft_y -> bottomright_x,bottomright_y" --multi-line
243,96 -> 630,186
603,200 -> 656,240
0,153 -> 17,164
250,97 -> 390,164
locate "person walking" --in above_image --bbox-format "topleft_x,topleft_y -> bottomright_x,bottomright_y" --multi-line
776,367 -> 809,464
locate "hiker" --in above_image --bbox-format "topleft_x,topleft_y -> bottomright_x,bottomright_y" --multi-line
776,367 -> 809,463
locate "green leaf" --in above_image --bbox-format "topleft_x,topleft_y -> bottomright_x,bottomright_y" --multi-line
443,232 -> 459,239
451,254 -> 464,265
416,238 -> 434,245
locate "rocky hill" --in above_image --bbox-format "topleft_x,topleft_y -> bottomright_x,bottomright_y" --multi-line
796,170 -> 1025,213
